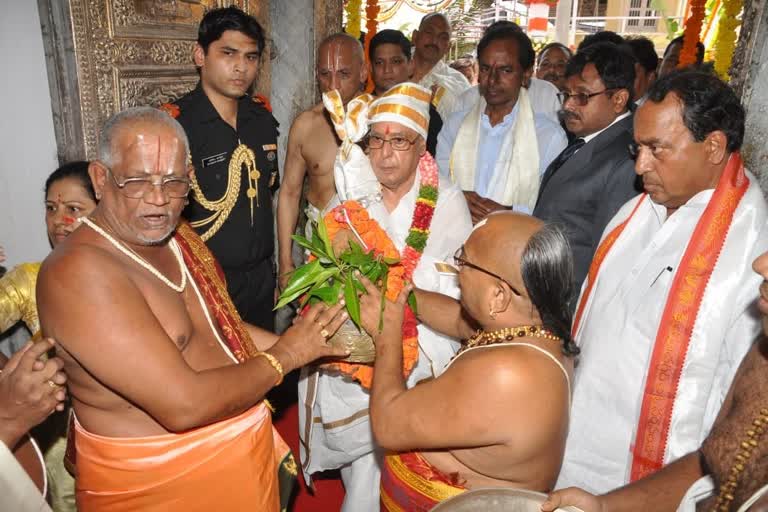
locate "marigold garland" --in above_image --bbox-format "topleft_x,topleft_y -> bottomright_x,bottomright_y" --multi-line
321,152 -> 440,388
678,0 -> 707,67
363,0 -> 380,92
345,0 -> 362,39
712,0 -> 742,79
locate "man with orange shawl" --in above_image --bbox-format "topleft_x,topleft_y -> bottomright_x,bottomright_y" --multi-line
551,70 -> 768,509
36,107 -> 350,512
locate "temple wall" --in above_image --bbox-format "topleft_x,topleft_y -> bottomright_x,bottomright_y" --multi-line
0,0 -> 58,268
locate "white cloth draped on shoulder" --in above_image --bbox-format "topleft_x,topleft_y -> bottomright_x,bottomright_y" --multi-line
449,88 -> 540,209
558,165 -> 768,493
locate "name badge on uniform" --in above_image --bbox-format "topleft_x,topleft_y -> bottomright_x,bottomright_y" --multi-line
201,152 -> 228,168
262,144 -> 277,162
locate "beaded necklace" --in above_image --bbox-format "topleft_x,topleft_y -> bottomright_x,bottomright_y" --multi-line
457,325 -> 561,356
713,407 -> 768,511
82,217 -> 187,293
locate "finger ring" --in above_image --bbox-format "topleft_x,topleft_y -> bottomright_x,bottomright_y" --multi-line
47,380 -> 57,388
320,329 -> 329,339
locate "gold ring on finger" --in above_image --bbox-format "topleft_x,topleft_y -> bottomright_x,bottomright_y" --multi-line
320,329 -> 330,339
47,380 -> 57,389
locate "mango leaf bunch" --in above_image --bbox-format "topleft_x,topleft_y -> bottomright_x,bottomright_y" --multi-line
275,219 -> 398,331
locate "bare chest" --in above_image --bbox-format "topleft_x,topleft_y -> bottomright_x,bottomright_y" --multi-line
132,269 -> 235,370
302,119 -> 339,178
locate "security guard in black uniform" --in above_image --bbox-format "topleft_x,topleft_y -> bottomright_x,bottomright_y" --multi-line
163,7 -> 279,330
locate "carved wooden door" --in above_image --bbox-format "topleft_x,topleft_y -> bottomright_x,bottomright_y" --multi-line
39,0 -> 270,161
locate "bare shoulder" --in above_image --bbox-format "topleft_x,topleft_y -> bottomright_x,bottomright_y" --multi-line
39,234 -> 125,290
446,343 -> 570,399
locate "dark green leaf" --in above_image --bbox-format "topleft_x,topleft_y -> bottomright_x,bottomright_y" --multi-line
407,290 -> 418,316
292,233 -> 327,258
378,267 -> 389,334
275,285 -> 310,310
344,273 -> 361,329
280,259 -> 322,298
317,216 -> 336,263
309,285 -> 339,303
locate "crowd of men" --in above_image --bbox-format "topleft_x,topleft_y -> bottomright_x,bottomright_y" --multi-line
1,5 -> 767,512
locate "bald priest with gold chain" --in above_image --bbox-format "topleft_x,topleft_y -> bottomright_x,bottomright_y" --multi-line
161,7 -> 279,329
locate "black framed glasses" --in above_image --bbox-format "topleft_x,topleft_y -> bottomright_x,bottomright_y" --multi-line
367,134 -> 419,151
107,168 -> 191,199
453,247 -> 523,296
557,89 -> 616,106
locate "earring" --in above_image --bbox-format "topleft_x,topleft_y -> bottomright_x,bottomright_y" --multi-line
489,307 -> 497,319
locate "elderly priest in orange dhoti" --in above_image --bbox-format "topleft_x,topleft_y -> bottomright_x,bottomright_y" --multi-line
36,107 -> 351,512
356,212 -> 578,510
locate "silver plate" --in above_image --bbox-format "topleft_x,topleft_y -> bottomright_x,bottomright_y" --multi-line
430,488 -> 584,512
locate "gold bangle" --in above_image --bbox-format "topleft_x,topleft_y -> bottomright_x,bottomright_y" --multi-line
256,352 -> 284,386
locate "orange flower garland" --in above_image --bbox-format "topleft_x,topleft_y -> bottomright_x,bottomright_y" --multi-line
320,201 -> 417,388
678,0 -> 707,68
320,152 -> 440,388
363,0 -> 380,92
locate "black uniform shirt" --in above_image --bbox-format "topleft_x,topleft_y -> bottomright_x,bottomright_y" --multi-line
170,83 -> 279,272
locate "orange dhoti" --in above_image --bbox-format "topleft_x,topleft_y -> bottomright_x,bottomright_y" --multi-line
74,404 -> 281,512
380,452 -> 467,511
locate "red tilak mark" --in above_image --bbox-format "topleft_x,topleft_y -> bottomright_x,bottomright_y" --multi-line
63,216 -> 76,225
384,125 -> 391,135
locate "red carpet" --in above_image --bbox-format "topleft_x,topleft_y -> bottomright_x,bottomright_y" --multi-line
271,374 -> 346,511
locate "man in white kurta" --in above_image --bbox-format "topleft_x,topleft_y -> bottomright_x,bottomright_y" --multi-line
436,26 -> 566,219
411,13 -> 470,120
554,70 -> 768,503
298,83 -> 472,511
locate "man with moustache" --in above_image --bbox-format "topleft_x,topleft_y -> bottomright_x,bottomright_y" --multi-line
162,7 -> 279,330
368,29 -> 442,155
276,33 -> 367,290
533,42 -> 640,296
411,13 -> 471,119
456,22 -> 563,124
548,70 -> 768,502
544,248 -> 768,512
437,25 -> 567,223
536,42 -> 572,91
36,107 -> 350,511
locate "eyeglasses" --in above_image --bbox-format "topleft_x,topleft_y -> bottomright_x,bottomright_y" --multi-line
557,89 -> 616,106
367,134 -> 419,151
453,247 -> 522,296
107,168 -> 191,199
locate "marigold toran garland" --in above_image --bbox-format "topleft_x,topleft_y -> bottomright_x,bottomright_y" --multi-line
678,0 -> 707,67
345,0 -> 362,39
321,151 -> 440,388
712,0 -> 742,79
363,0 -> 380,92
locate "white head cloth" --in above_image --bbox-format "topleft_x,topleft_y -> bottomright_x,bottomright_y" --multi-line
367,82 -> 431,140
322,90 -> 381,204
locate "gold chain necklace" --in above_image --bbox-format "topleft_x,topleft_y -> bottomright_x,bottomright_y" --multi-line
458,325 -> 561,356
82,217 -> 187,293
189,143 -> 259,241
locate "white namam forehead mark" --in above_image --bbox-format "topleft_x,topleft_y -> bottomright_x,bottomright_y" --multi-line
129,133 -> 183,176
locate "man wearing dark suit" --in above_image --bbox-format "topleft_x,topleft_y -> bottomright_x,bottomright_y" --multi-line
534,42 -> 641,297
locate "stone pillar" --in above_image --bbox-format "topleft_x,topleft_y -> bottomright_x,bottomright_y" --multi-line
730,0 -> 768,187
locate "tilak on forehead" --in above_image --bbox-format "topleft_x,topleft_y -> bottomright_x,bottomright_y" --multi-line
121,132 -> 184,175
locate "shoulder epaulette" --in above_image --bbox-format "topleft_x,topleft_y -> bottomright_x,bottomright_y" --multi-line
159,102 -> 180,119
252,93 -> 273,113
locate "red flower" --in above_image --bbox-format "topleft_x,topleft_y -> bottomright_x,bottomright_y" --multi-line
159,103 -> 180,119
